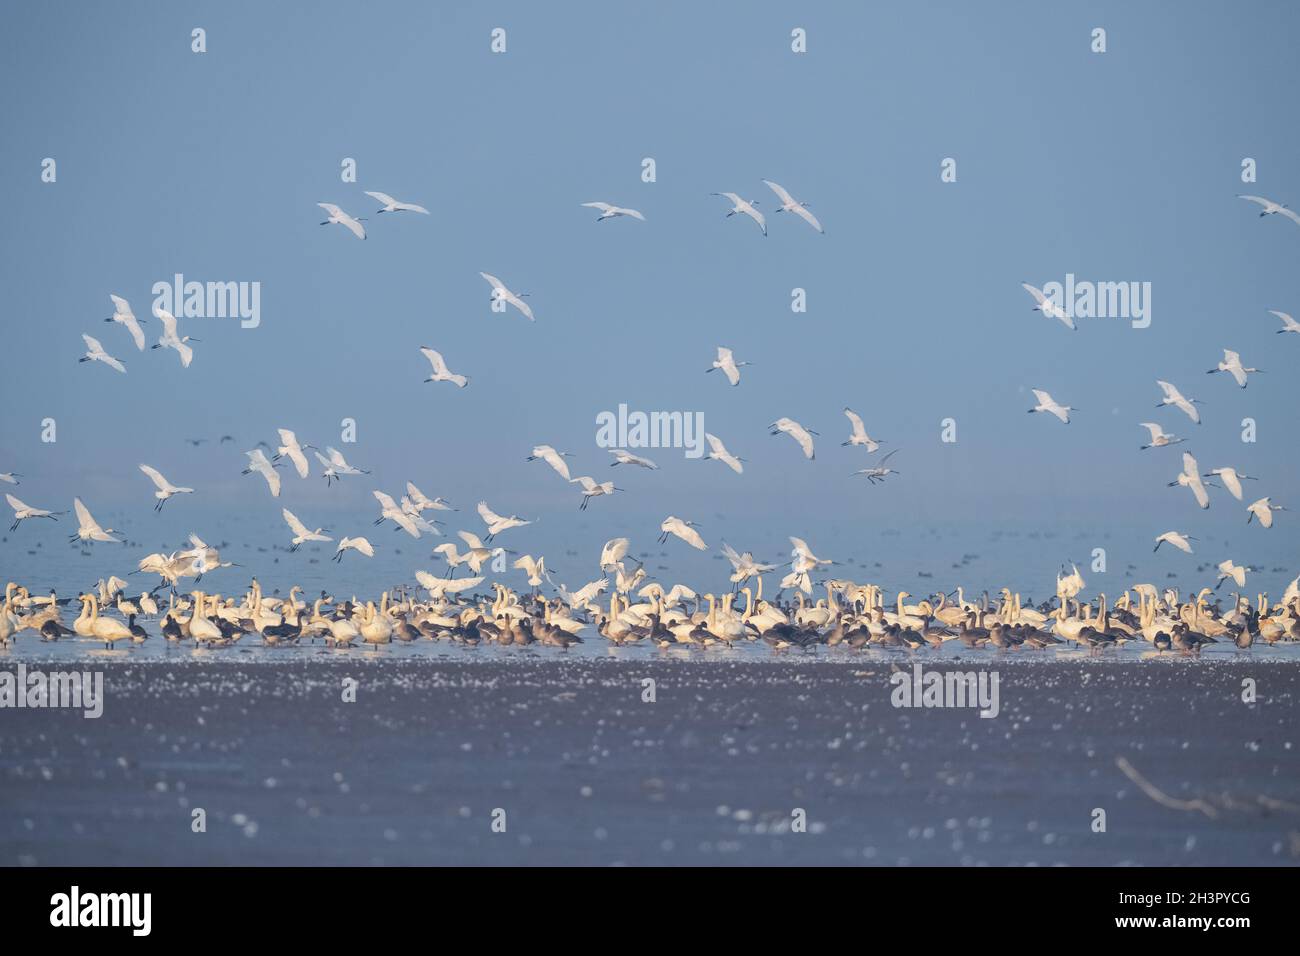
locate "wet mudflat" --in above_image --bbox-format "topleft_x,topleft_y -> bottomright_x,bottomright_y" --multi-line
1,657 -> 1297,865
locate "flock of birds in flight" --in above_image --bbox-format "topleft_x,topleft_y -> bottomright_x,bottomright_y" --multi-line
1,176 -> 1297,654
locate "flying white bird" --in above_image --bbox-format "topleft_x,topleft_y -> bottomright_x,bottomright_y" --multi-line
242,449 -> 281,497
553,577 -> 608,608
282,508 -> 332,551
106,294 -> 145,350
151,309 -> 196,368
789,537 -> 832,574
79,334 -> 125,373
1139,422 -> 1184,450
1156,380 -> 1201,425
580,201 -> 645,222
608,449 -> 658,469
1269,309 -> 1300,334
139,464 -> 194,511
707,346 -> 749,386
704,433 -> 744,475
415,571 -> 484,599
1153,531 -> 1194,554
1207,349 -> 1260,388
1216,559 -> 1249,589
333,536 -> 375,561
513,554 -> 548,587
364,191 -> 429,215
373,490 -> 420,537
1028,388 -> 1073,424
479,272 -> 534,321
419,347 -> 468,388
69,497 -> 120,544
526,445 -> 573,481
315,447 -> 369,486
477,501 -> 531,541
452,528 -> 501,572
1238,194 -> 1300,225
762,179 -> 824,233
842,408 -> 883,451
318,202 -> 366,239
570,475 -> 620,510
1246,496 -> 1286,529
599,537 -> 630,570
0,473 -> 18,485
6,494 -> 61,532
659,515 -> 706,550
1169,452 -> 1211,509
711,192 -> 766,236
721,542 -> 777,583
852,448 -> 901,484
1021,282 -> 1076,330
406,482 -> 454,513
1202,466 -> 1256,501
274,429 -> 312,479
769,418 -> 817,460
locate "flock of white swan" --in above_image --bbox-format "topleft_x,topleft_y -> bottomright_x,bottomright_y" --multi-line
2,181 -> 1297,656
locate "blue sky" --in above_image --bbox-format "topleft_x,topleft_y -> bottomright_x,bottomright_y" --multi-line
1,1 -> 1296,596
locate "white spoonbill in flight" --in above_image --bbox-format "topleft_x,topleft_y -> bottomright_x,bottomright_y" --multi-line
1169,452 -> 1211,509
406,482 -> 454,512
242,449 -> 282,497
106,294 -> 145,350
599,537 -> 630,570
373,491 -> 421,537
479,272 -> 534,321
151,309 -> 196,368
790,537 -> 832,574
282,508 -> 332,551
274,429 -> 313,479
608,449 -> 658,469
1156,380 -> 1201,424
1139,422 -> 1184,449
1270,310 -> 1300,334
333,537 -> 375,562
770,418 -> 817,459
1246,497 -> 1286,529
79,334 -> 125,373
581,201 -> 645,222
1202,466 -> 1256,501
1153,531 -> 1194,554
364,191 -> 429,215
570,476 -> 620,510
704,433 -> 744,474
852,448 -> 901,484
0,473 -> 18,485
1206,349 -> 1260,388
477,501 -> 532,541
317,202 -> 367,239
71,497 -> 121,544
659,516 -> 707,550
420,347 -> 468,388
1238,194 -> 1300,225
711,192 -> 766,236
1027,388 -> 1073,424
707,346 -> 749,386
315,447 -> 369,486
1216,559 -> 1249,589
139,464 -> 194,511
512,555 -> 549,588
526,445 -> 573,481
721,542 -> 777,583
6,494 -> 62,532
1021,282 -> 1075,331
842,408 -> 883,452
762,179 -> 824,233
